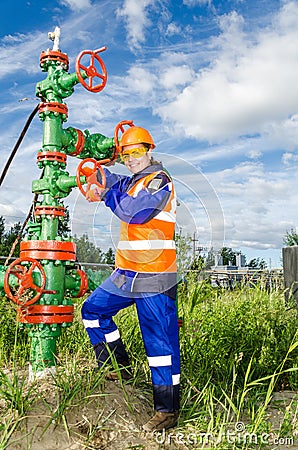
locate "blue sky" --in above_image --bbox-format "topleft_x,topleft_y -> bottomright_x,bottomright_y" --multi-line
1,0 -> 298,268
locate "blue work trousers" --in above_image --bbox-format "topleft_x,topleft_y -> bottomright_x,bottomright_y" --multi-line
81,275 -> 180,412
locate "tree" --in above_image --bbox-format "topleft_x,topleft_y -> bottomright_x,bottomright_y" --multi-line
0,216 -> 5,240
5,222 -> 22,256
104,247 -> 115,265
204,248 -> 216,269
190,256 -> 205,271
175,233 -> 193,272
283,228 -> 298,246
247,257 -> 267,270
73,234 -> 105,263
0,216 -> 5,257
0,217 -> 22,258
58,206 -> 71,238
220,247 -> 236,265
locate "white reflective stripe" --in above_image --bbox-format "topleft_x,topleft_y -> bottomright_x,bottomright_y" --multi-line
118,240 -> 176,251
170,195 -> 177,214
105,329 -> 120,343
147,355 -> 172,367
131,181 -> 145,197
154,211 -> 176,222
172,374 -> 180,385
82,319 -> 100,329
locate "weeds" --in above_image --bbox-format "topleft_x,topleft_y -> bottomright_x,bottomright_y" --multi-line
40,358 -> 108,434
0,368 -> 36,416
179,279 -> 298,393
0,279 -> 297,448
0,415 -> 28,450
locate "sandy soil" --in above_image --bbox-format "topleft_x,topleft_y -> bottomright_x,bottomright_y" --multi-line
3,373 -> 298,450
5,376 -> 173,450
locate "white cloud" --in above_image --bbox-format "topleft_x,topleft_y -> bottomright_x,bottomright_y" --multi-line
247,149 -> 262,159
2,34 -> 27,44
117,0 -> 155,51
0,32 -> 46,80
125,66 -> 157,95
166,23 -> 181,36
0,204 -> 27,229
282,151 -> 298,166
183,0 -> 212,6
157,2 -> 298,143
59,0 -> 92,11
160,65 -> 195,89
262,115 -> 298,151
206,161 -> 293,252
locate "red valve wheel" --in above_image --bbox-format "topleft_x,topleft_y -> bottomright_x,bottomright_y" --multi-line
74,269 -> 89,298
76,47 -> 107,93
76,158 -> 106,197
4,257 -> 46,306
114,120 -> 135,155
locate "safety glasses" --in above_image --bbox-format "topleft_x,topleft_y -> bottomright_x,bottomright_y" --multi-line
120,147 -> 148,162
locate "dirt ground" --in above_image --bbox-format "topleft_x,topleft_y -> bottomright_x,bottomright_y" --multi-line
5,376 -> 171,450
264,390 -> 298,450
4,376 -> 298,450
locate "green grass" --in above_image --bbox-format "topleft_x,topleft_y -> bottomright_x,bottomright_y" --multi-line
179,277 -> 298,393
0,276 -> 297,449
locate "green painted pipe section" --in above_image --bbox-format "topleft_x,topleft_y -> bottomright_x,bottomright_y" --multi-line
56,174 -> 79,192
42,116 -> 65,148
3,40 -> 115,378
61,127 -> 115,160
29,326 -> 61,373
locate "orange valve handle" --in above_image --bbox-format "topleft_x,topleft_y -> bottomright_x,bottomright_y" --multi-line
4,257 -> 46,306
74,269 -> 89,298
75,47 -> 107,93
76,158 -> 106,197
114,120 -> 135,155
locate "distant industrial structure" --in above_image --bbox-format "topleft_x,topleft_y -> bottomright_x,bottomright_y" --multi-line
208,251 -> 282,289
213,251 -> 246,268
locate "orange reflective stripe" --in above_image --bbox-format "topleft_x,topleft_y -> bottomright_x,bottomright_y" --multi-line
116,249 -> 177,272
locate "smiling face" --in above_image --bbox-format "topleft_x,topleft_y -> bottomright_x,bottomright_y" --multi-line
121,143 -> 153,174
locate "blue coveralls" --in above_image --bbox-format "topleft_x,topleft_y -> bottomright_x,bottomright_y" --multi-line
81,162 -> 180,412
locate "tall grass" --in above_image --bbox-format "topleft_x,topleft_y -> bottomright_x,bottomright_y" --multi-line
0,296 -> 29,365
0,275 -> 297,448
179,275 -> 298,393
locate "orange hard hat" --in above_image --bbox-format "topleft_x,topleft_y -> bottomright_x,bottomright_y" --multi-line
119,126 -> 156,151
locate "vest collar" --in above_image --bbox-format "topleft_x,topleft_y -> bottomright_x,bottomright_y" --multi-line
125,163 -> 163,191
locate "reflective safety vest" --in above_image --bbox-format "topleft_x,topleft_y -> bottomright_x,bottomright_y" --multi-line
116,171 -> 177,273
